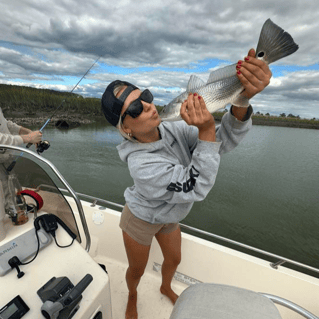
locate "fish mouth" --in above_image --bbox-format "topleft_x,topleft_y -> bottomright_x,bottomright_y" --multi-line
159,110 -> 168,120
159,102 -> 182,120
160,113 -> 182,121
159,104 -> 173,117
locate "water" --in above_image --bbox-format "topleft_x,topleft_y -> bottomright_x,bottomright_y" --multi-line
39,121 -> 319,270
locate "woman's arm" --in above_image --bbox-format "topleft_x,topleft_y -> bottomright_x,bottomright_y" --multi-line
212,49 -> 272,153
232,48 -> 272,121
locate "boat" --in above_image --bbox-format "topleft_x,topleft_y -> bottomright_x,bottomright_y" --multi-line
0,144 -> 318,319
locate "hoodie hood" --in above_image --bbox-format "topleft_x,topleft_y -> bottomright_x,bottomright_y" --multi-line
117,123 -> 166,163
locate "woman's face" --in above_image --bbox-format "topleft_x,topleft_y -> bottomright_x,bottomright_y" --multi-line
119,88 -> 161,139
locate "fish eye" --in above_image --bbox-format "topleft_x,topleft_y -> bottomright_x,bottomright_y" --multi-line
257,51 -> 265,58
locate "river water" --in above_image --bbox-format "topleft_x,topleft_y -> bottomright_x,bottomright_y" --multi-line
39,120 -> 319,271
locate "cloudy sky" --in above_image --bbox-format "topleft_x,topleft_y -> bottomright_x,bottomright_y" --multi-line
1,0 -> 318,119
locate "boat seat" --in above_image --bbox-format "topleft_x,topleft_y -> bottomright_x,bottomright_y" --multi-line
170,283 -> 316,319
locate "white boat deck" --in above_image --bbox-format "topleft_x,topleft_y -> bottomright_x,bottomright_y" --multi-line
78,202 -> 319,319
95,255 -> 188,319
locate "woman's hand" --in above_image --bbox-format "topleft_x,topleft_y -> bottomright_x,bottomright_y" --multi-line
236,48 -> 272,101
180,93 -> 216,142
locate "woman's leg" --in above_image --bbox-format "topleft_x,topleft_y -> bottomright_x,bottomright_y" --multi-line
122,230 -> 151,319
155,225 -> 181,304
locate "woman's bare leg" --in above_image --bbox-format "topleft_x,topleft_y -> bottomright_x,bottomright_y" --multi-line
122,231 -> 151,319
155,225 -> 181,304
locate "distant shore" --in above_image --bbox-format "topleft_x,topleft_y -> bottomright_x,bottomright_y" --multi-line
6,111 -> 98,128
251,117 -> 319,129
6,111 -> 319,130
2,84 -> 318,130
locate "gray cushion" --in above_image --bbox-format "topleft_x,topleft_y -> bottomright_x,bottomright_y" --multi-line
170,283 -> 282,319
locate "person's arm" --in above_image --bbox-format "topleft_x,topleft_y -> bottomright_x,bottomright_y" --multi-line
231,105 -> 251,122
6,121 -> 22,135
20,131 -> 43,144
1,120 -> 23,145
18,126 -> 43,144
210,49 -> 272,154
0,132 -> 24,145
18,126 -> 32,135
232,48 -> 272,121
6,122 -> 42,144
182,99 -> 253,156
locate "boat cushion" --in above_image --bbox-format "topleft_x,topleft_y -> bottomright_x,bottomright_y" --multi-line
170,283 -> 282,319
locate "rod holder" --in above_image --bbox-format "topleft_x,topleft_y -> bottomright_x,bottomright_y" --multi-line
270,260 -> 286,269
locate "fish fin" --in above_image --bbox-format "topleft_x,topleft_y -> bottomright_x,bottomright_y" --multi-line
186,75 -> 205,93
256,19 -> 299,64
206,64 -> 237,84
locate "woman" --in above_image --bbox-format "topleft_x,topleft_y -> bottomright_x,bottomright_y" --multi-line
101,49 -> 272,319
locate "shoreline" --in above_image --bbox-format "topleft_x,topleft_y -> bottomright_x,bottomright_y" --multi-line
2,84 -> 318,130
6,112 -> 319,130
251,118 -> 319,129
6,112 -> 97,128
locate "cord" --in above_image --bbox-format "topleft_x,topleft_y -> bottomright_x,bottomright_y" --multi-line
51,231 -> 75,248
20,228 -> 41,265
14,221 -> 74,268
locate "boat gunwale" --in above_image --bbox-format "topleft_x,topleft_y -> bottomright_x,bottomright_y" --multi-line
61,189 -> 319,276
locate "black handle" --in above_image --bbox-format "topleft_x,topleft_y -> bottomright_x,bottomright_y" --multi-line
63,274 -> 93,305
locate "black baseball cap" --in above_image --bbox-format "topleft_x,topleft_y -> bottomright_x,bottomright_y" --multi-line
101,80 -> 138,126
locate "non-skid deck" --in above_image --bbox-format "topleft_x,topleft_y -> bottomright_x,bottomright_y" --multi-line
95,256 -> 188,319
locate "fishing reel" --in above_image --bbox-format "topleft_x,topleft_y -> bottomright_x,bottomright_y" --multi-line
37,140 -> 50,154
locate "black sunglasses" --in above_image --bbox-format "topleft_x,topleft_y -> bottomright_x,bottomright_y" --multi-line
121,89 -> 153,123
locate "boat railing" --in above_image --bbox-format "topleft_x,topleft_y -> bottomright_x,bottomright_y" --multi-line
261,294 -> 319,319
61,190 -> 319,277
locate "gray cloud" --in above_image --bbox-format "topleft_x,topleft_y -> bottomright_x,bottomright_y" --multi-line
4,0 -> 317,66
0,0 -> 318,118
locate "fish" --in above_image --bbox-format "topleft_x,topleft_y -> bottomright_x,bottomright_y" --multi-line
159,19 -> 299,121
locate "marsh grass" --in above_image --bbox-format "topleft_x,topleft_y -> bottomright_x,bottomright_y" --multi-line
1,84 -> 318,129
0,84 -> 102,116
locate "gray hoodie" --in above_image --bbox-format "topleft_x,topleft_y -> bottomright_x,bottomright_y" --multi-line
117,108 -> 252,224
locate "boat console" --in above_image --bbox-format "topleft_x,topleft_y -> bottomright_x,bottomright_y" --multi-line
0,145 -> 112,319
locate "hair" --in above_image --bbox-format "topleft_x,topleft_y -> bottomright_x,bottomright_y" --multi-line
114,83 -> 138,143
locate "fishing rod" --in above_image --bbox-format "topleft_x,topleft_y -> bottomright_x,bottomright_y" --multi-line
6,56 -> 101,172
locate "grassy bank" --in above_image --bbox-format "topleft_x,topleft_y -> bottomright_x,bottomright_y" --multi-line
1,84 -> 318,129
214,113 -> 319,129
0,84 -> 102,116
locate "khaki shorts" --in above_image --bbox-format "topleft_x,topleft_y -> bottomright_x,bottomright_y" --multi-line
119,204 -> 179,246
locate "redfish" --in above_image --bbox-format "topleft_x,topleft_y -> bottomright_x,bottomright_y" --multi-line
160,19 -> 299,121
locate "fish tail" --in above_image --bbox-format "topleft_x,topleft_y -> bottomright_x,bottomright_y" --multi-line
256,19 -> 299,64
